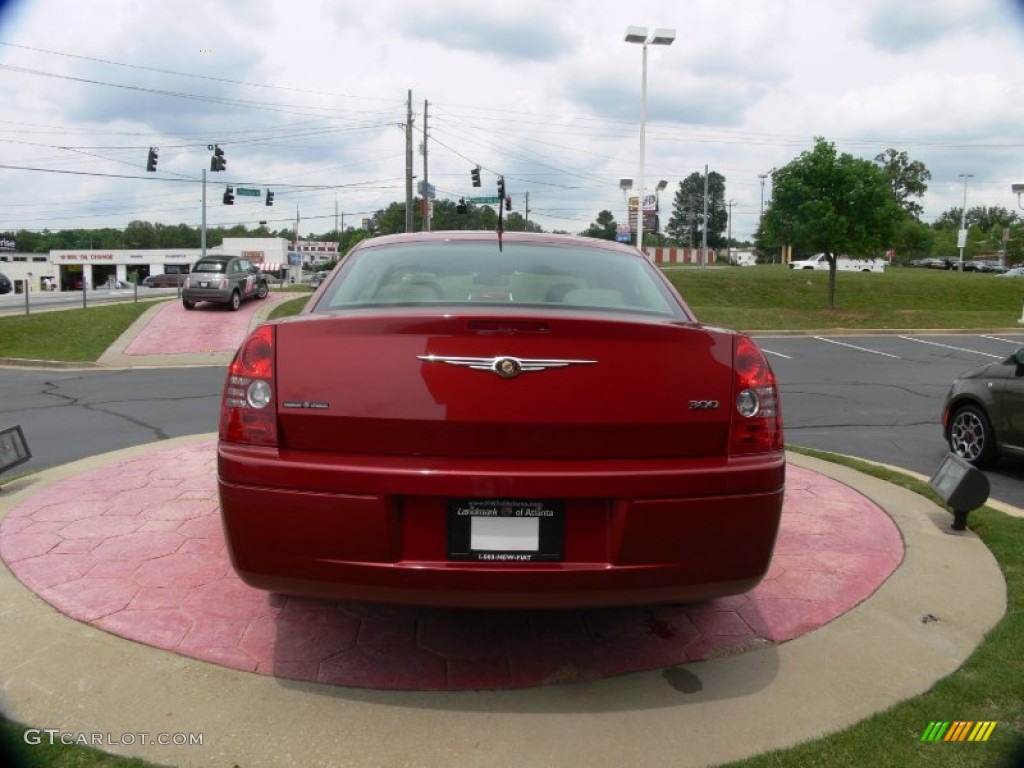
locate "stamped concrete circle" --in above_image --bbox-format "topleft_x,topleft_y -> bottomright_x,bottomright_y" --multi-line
0,439 -> 903,691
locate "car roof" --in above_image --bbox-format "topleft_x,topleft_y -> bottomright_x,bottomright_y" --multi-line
348,230 -> 645,258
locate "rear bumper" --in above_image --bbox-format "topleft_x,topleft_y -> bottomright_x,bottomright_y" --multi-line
218,443 -> 785,609
182,287 -> 232,303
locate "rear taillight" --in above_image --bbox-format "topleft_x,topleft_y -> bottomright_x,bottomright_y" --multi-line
729,334 -> 783,454
219,324 -> 278,446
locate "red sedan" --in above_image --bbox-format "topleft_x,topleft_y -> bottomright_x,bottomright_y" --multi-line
218,231 -> 785,608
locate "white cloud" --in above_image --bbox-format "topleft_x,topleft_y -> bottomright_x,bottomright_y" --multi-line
0,0 -> 1022,241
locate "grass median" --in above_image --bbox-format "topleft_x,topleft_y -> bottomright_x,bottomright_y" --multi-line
2,265 -> 1023,363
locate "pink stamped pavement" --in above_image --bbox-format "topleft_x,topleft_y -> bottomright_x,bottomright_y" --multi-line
0,439 -> 903,691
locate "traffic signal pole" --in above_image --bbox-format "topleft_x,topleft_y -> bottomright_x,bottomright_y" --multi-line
201,168 -> 207,260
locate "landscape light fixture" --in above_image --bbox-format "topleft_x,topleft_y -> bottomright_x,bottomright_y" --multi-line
1013,183 -> 1024,209
624,25 -> 675,255
0,425 -> 31,490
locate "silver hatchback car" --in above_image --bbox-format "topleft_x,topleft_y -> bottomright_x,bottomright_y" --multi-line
182,255 -> 269,310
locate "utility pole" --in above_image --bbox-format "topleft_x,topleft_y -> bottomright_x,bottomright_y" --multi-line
701,164 -> 709,268
957,173 -> 973,271
423,99 -> 430,232
201,168 -> 207,260
727,199 -> 734,263
525,192 -> 530,225
405,90 -> 413,233
293,207 -> 300,285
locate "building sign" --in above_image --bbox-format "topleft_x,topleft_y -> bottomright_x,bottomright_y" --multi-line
0,236 -> 15,251
56,253 -> 115,262
242,250 -> 265,264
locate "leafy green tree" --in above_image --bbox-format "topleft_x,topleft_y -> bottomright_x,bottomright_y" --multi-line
666,171 -> 727,248
761,138 -> 901,309
891,217 -> 934,261
581,210 -> 618,240
874,149 -> 930,219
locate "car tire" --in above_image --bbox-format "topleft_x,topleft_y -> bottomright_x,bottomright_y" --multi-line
948,404 -> 998,468
183,300 -> 196,310
256,282 -> 269,299
229,291 -> 241,311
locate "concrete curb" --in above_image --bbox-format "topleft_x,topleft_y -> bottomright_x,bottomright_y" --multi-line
0,443 -> 1006,768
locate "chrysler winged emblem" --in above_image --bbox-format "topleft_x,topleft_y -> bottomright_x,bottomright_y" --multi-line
417,355 -> 597,379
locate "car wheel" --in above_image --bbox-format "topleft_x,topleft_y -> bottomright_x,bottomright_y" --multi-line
948,404 -> 997,468
230,291 -> 241,311
257,282 -> 269,299
183,300 -> 196,310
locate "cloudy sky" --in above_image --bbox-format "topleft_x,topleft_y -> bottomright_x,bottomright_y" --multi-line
1,0 -> 1023,242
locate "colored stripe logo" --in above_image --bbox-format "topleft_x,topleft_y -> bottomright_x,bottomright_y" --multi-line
921,721 -> 997,742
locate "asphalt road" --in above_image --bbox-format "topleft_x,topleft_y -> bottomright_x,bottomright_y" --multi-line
2,331 -> 1023,507
0,287 -> 181,315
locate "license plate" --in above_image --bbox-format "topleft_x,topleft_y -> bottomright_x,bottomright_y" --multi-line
200,281 -> 210,288
447,499 -> 564,562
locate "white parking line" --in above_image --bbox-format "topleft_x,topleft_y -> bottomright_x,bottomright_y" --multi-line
980,335 -> 1024,344
813,337 -> 901,358
897,335 -> 1002,358
762,349 -> 792,359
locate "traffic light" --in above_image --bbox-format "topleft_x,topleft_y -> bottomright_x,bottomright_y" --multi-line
265,189 -> 274,206
456,197 -> 467,214
471,166 -> 481,187
211,145 -> 226,172
505,196 -> 511,211
223,185 -> 234,205
146,147 -> 158,172
497,177 -> 506,199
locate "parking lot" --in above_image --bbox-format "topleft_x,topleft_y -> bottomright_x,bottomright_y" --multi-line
761,332 -> 1024,507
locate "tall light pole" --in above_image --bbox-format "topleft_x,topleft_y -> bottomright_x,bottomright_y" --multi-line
957,173 -> 973,271
625,25 -> 675,257
758,173 -> 768,228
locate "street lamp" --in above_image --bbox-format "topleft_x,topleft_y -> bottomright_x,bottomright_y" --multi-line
958,173 -> 974,271
625,25 -> 675,256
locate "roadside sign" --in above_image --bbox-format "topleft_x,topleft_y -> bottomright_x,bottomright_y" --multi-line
468,196 -> 500,204
236,187 -> 261,197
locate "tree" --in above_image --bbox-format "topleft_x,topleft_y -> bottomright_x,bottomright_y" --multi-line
666,171 -> 727,249
761,138 -> 901,309
581,210 -> 618,241
874,149 -> 931,219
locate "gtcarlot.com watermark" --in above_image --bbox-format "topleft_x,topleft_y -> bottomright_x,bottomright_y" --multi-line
24,728 -> 203,747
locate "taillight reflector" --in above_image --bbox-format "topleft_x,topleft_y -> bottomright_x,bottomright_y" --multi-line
219,324 -> 278,446
729,335 -> 784,454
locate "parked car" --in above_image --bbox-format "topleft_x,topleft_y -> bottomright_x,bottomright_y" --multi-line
943,348 -> 1024,468
997,267 -> 1024,278
309,270 -> 328,289
217,230 -> 786,608
181,255 -> 269,310
0,271 -> 11,294
143,273 -> 186,288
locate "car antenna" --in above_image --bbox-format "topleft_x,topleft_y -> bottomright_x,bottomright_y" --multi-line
496,176 -> 506,252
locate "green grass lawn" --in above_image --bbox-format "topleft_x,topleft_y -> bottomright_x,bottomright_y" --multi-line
668,265 -> 1024,331
3,266 -> 1021,364
0,302 -> 159,362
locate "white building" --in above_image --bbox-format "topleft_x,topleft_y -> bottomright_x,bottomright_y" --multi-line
45,238 -> 293,291
0,252 -> 56,293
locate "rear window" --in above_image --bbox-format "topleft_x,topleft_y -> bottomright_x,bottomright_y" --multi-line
314,242 -> 684,317
193,261 -> 226,273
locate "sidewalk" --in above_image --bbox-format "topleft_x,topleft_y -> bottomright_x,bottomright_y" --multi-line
0,443 -> 1007,768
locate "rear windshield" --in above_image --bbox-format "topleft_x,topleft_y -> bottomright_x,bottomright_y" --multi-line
314,242 -> 685,317
192,261 -> 226,273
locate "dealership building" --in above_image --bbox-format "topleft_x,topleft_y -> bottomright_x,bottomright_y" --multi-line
1,238 -> 339,292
